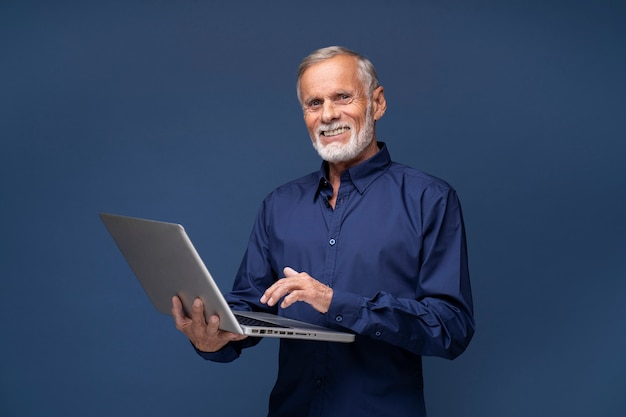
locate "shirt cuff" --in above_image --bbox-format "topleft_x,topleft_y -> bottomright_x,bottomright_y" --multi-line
326,289 -> 364,330
193,341 -> 241,363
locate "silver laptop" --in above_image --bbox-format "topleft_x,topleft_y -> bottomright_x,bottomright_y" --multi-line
100,213 -> 354,343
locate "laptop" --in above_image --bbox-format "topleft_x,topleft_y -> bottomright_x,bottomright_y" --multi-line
100,213 -> 354,343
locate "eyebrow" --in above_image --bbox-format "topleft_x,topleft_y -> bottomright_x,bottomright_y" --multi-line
304,89 -> 356,103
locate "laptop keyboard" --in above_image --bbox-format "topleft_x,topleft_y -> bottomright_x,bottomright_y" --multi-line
235,313 -> 288,328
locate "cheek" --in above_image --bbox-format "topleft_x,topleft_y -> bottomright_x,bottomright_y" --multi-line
346,106 -> 367,126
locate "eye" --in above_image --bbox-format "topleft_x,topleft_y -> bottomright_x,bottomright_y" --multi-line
336,93 -> 352,103
306,99 -> 322,109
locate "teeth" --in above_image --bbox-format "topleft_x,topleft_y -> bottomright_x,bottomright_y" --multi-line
322,127 -> 350,137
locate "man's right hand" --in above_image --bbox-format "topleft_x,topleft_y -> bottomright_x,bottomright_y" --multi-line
171,296 -> 247,352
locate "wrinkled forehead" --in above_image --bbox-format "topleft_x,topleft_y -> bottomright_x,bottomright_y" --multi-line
298,55 -> 365,98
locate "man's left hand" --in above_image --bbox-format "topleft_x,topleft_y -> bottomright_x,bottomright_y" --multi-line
260,267 -> 333,314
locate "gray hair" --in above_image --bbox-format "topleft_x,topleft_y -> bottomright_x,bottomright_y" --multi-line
296,46 -> 380,104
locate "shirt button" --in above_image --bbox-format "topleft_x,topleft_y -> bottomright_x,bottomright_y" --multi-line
375,331 -> 382,337
335,315 -> 343,322
329,238 -> 336,246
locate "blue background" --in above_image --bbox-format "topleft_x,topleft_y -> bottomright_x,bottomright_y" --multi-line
1,1 -> 625,416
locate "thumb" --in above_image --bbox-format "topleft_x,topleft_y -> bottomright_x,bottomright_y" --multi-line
283,266 -> 299,277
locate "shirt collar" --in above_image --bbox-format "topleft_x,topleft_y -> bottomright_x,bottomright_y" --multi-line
315,142 -> 392,196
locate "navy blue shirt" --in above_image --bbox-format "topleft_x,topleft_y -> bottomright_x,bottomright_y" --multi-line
199,143 -> 474,416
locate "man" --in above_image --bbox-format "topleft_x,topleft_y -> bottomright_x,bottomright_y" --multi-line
172,46 -> 475,416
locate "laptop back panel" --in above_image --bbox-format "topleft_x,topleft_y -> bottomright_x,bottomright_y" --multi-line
100,213 -> 242,333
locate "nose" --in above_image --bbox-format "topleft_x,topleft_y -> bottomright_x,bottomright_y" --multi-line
321,101 -> 339,123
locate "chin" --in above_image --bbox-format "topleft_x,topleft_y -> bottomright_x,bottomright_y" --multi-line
313,135 -> 373,163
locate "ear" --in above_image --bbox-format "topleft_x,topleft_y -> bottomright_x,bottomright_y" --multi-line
371,86 -> 387,121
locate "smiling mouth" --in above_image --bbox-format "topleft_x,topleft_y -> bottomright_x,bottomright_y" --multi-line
321,126 -> 350,137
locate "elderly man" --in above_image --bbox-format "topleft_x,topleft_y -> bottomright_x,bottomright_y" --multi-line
172,46 -> 475,416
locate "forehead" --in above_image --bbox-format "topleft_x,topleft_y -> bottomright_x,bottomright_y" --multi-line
299,55 -> 364,98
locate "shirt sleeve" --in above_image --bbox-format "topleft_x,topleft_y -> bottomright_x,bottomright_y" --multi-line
193,337 -> 261,363
326,188 -> 475,359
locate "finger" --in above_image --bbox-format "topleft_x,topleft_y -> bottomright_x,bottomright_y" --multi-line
262,280 -> 297,306
207,314 -> 220,335
171,296 -> 188,328
227,333 -> 248,342
283,266 -> 300,277
191,298 -> 207,325
260,278 -> 286,304
281,289 -> 304,309
171,295 -> 182,316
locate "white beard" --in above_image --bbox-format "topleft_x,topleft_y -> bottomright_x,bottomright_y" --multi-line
311,105 -> 375,163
